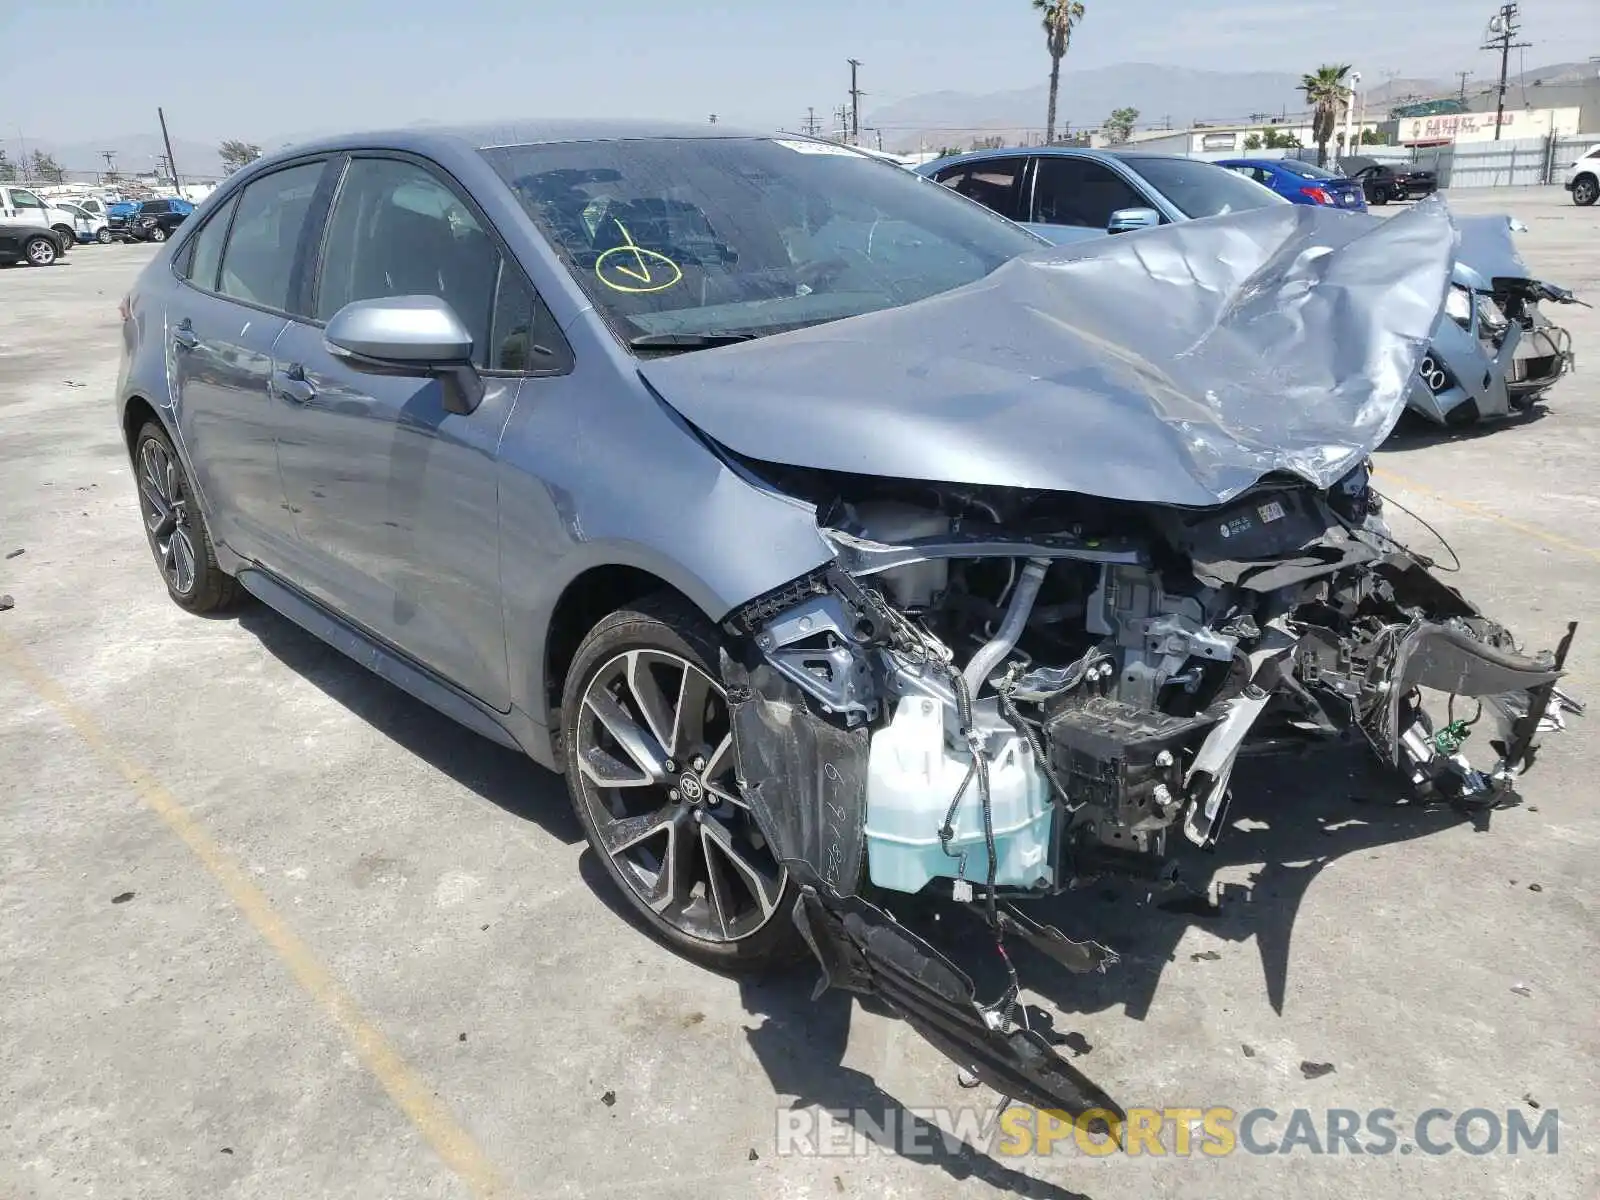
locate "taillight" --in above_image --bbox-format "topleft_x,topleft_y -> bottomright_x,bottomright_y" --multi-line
1300,186 -> 1333,205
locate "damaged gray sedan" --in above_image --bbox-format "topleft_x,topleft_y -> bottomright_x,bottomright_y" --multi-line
118,124 -> 1578,1124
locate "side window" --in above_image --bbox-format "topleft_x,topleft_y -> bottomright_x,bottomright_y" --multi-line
217,161 -> 325,314
931,158 -> 1026,220
488,261 -> 571,374
1032,158 -> 1147,228
178,195 -> 238,291
12,189 -> 44,211
316,157 -> 500,368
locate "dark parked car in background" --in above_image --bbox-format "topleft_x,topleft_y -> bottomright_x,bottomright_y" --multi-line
1341,156 -> 1438,205
123,197 -> 194,243
114,122 -> 1573,1121
0,219 -> 66,266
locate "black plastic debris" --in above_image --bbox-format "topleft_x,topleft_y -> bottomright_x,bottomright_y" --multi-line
111,891 -> 134,904
0,595 -> 13,613
1528,883 -> 1543,893
600,1090 -> 617,1107
4,549 -> 22,560
1190,950 -> 1222,962
747,1148 -> 760,1162
1511,984 -> 1533,998
1242,1044 -> 1258,1058
1300,1061 -> 1336,1080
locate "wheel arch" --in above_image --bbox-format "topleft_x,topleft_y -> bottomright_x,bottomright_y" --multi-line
121,394 -> 166,455
541,562 -> 703,740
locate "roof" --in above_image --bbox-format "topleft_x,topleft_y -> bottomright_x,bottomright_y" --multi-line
270,119 -> 769,162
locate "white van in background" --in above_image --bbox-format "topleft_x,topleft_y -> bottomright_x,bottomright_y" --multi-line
0,186 -> 77,254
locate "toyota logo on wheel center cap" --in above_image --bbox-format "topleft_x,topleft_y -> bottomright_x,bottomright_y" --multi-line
678,772 -> 704,803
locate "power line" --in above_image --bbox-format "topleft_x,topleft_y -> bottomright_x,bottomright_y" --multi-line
1480,3 -> 1531,141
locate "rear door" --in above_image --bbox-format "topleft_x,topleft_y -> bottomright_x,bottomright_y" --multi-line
168,158 -> 333,567
269,153 -> 563,709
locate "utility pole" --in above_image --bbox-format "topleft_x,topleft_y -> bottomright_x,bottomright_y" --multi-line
1481,3 -> 1531,141
1456,70 -> 1472,103
803,107 -> 820,136
101,149 -> 117,176
847,58 -> 862,144
157,106 -> 182,194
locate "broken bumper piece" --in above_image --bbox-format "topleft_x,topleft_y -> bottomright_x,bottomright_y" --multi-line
792,887 -> 1126,1124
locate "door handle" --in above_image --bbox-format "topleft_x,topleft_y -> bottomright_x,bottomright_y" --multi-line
270,365 -> 317,405
172,319 -> 198,350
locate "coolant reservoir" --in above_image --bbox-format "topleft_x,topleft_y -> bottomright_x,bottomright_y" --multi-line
864,696 -> 1055,894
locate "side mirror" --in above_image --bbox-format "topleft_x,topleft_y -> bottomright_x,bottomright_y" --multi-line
324,295 -> 484,415
1107,207 -> 1161,235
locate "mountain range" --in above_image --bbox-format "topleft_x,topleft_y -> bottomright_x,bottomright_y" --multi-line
860,60 -> 1596,152
16,60 -> 1593,178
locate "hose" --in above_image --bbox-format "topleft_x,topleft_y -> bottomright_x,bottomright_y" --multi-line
963,558 -> 1050,698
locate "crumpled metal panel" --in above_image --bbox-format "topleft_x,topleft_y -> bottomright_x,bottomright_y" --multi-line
640,201 -> 1457,508
1453,213 -> 1534,285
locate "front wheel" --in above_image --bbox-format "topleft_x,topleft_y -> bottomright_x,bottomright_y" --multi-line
147,225 -> 168,243
96,227 -> 113,244
561,594 -> 802,972
23,236 -> 57,266
1370,188 -> 1390,207
132,422 -> 240,613
1574,174 -> 1599,207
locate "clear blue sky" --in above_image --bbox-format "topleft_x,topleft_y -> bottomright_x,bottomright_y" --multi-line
6,0 -> 1597,144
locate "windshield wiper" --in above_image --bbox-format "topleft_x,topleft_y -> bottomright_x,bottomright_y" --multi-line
627,332 -> 757,351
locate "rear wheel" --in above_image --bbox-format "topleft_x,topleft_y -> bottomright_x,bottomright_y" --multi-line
96,227 -> 113,244
561,593 -> 801,971
51,225 -> 75,251
133,422 -> 240,613
147,225 -> 168,243
1574,174 -> 1598,207
23,236 -> 57,266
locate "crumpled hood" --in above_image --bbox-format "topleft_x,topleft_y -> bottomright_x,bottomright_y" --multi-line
1453,213 -> 1534,286
639,200 -> 1457,508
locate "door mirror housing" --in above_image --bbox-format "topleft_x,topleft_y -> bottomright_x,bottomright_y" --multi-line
324,296 -> 483,414
1107,207 -> 1162,235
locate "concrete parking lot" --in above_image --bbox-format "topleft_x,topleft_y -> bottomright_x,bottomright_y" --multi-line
2,188 -> 1597,1200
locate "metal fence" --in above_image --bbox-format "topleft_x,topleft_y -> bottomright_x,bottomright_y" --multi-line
1246,133 -> 1597,189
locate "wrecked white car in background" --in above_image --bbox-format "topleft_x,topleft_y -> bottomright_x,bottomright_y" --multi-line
645,201 -> 1582,1119
1408,213 -> 1584,426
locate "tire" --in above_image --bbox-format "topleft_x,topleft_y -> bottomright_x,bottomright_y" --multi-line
147,225 -> 167,243
96,227 -> 113,244
22,236 -> 57,266
132,421 -> 240,613
561,592 -> 803,972
51,225 -> 74,252
1574,174 -> 1599,207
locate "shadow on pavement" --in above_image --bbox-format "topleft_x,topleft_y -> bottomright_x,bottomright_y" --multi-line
236,603 -> 582,844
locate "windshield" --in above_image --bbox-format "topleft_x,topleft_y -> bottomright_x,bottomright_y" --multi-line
1280,160 -> 1340,180
482,136 -> 1042,347
1120,157 -> 1289,219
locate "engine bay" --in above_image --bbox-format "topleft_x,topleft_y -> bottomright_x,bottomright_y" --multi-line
717,459 -> 1580,1119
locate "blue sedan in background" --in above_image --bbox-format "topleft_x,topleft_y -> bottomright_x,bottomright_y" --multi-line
1216,158 -> 1368,211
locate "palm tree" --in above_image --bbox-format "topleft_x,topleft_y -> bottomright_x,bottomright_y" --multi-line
1033,0 -> 1086,145
1301,64 -> 1352,167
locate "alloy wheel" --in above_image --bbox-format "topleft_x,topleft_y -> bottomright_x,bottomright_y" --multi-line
26,238 -> 56,266
137,437 -> 198,596
1575,177 -> 1598,207
96,227 -> 113,244
148,226 -> 167,243
574,649 -> 785,943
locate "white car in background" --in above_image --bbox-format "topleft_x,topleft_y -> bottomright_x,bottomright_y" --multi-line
1565,145 -> 1599,206
0,185 -> 78,254
56,201 -> 113,244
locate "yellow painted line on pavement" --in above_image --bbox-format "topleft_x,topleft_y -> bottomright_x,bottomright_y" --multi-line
1375,464 -> 1600,564
0,631 -> 510,1200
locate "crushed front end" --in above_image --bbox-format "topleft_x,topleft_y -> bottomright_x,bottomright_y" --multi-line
720,465 -> 1579,1120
